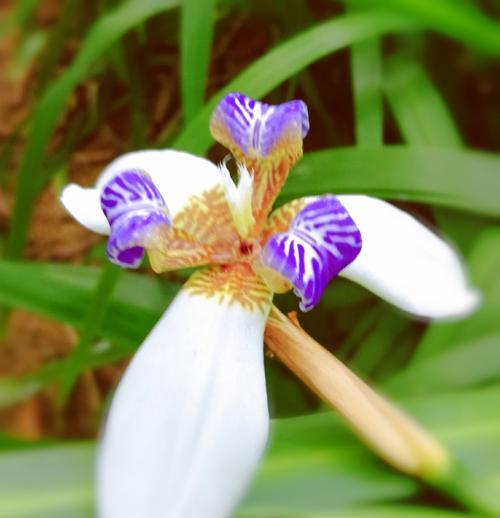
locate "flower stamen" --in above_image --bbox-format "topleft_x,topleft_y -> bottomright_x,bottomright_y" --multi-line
219,161 -> 255,239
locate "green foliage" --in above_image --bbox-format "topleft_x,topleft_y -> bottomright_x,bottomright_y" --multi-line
284,147 -> 500,217
6,0 -> 181,259
351,38 -> 382,147
343,0 -> 500,54
180,0 -> 217,121
0,261 -> 174,347
172,11 -> 414,154
3,384 -> 500,516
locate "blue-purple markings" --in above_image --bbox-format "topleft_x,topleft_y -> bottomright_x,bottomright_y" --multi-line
261,196 -> 362,311
100,169 -> 170,268
212,92 -> 309,157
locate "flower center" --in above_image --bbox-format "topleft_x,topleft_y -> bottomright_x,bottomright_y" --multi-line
234,237 -> 261,265
219,162 -> 255,239
239,240 -> 253,256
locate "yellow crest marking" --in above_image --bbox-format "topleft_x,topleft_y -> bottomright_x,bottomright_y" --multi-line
184,264 -> 273,313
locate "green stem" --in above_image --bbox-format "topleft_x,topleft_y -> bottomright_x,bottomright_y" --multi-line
57,263 -> 122,405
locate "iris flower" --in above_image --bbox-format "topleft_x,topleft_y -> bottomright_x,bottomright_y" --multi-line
61,93 -> 479,518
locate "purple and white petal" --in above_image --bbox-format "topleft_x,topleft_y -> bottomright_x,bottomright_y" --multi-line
210,92 -> 309,157
60,150 -> 223,234
99,150 -> 222,217
100,169 -> 170,268
338,195 -> 480,319
260,196 -> 362,311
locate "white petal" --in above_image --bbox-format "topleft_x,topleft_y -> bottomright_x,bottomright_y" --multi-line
61,150 -> 222,234
97,288 -> 270,518
98,150 -> 221,217
60,184 -> 110,234
337,195 -> 480,319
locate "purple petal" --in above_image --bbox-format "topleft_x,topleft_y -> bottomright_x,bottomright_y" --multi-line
260,196 -> 362,311
100,170 -> 170,268
210,92 -> 309,157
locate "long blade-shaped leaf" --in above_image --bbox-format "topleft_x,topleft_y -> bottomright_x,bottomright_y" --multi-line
343,0 -> 500,54
6,0 -> 180,259
383,54 -> 462,147
173,11 -> 415,154
180,0 -> 217,121
0,261 -> 174,347
4,384 -> 500,515
282,146 -> 500,217
351,38 -> 383,146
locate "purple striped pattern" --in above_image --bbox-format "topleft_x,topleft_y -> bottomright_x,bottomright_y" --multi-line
100,169 -> 170,268
211,93 -> 309,157
261,196 -> 362,311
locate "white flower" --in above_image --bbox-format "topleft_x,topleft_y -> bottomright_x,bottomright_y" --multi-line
61,93 -> 479,518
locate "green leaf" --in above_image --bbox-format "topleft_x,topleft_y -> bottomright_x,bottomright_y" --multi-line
381,51 -> 481,250
406,384 -> 500,515
348,312 -> 409,375
239,413 -> 416,516
380,50 -> 492,383
180,0 -> 217,121
0,417 -> 416,518
342,0 -> 500,55
282,146 -> 500,217
0,376 -> 44,407
412,227 -> 500,363
4,384 -> 500,515
172,11 -> 415,154
298,506 -> 472,518
15,0 -> 39,27
385,333 -> 500,396
58,263 -> 122,403
383,54 -> 462,147
0,443 -> 94,518
6,0 -> 180,259
0,261 -> 174,348
351,38 -> 383,147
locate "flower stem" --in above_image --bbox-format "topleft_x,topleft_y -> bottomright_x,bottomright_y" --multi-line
57,262 -> 122,406
264,305 -> 451,480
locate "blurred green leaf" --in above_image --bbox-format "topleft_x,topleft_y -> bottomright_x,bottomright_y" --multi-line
0,443 -> 94,518
383,54 -> 462,147
351,38 -> 382,146
122,32 -> 149,148
283,146 -> 500,217
381,53 -> 500,382
343,0 -> 500,54
381,51 -> 481,251
299,507 -> 472,517
6,0 -> 181,259
412,227 -> 500,363
240,413 -> 416,516
180,0 -> 217,121
407,384 -> 500,515
173,11 -> 415,153
15,0 -> 38,27
4,384 -> 500,515
0,261 -> 175,348
385,333 -> 500,396
0,340 -> 132,407
348,312 -> 408,375
35,0 -> 83,94
58,263 -> 122,403
0,376 -> 44,407
0,418 -> 416,518
8,31 -> 47,81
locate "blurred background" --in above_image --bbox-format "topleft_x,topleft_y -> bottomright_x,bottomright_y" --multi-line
0,0 -> 499,516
